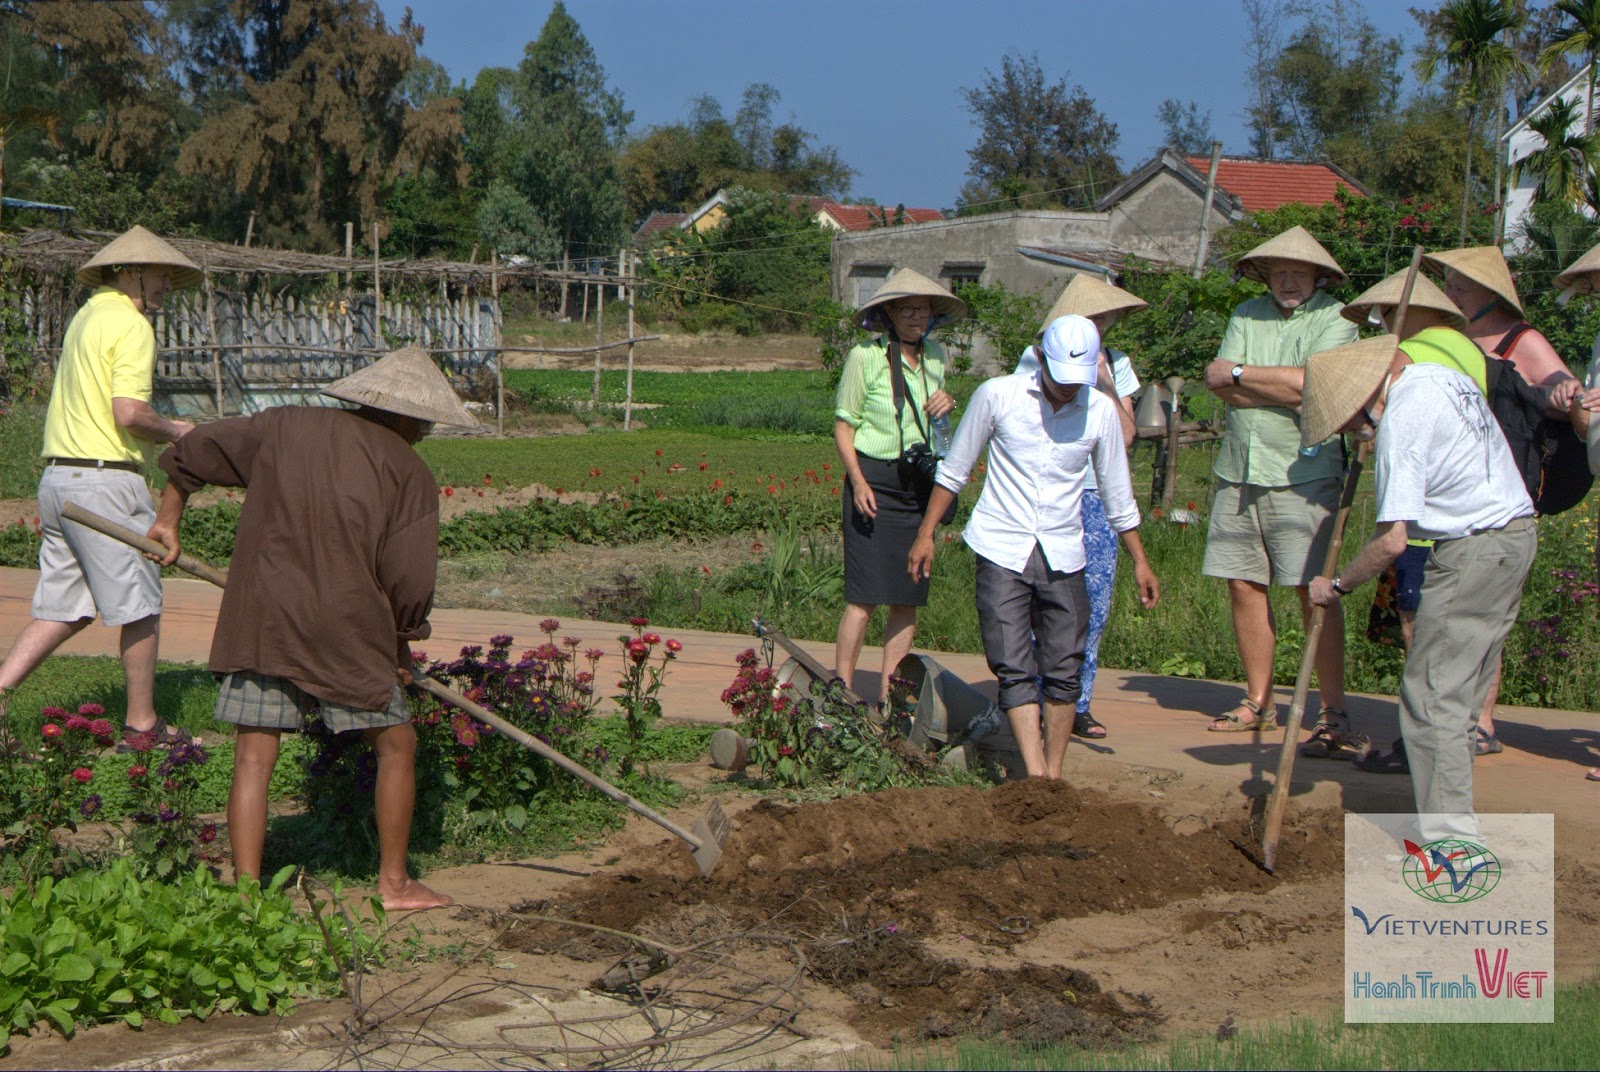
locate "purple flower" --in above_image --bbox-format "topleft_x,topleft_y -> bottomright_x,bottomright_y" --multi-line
79,794 -> 102,819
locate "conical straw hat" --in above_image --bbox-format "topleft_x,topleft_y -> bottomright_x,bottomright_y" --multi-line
77,226 -> 202,289
1040,273 -> 1146,333
1421,246 -> 1523,317
1554,241 -> 1600,301
1340,269 -> 1468,332
1235,225 -> 1346,286
855,267 -> 968,331
322,346 -> 480,430
1300,334 -> 1399,448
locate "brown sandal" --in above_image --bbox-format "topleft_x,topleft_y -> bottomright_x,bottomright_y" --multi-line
1208,697 -> 1275,733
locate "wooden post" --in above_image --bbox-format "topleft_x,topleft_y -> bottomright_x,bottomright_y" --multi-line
558,247 -> 571,320
372,222 -> 382,341
623,248 -> 636,432
204,270 -> 225,418
1192,141 -> 1222,278
591,258 -> 605,407
492,251 -> 504,438
244,211 -> 256,249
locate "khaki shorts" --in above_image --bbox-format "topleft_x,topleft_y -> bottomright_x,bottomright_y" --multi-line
214,671 -> 411,734
1201,477 -> 1340,587
33,465 -> 162,626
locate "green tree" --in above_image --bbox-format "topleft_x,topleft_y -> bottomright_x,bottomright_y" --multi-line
505,1 -> 631,267
957,52 -> 1120,212
1261,7 -> 1403,159
1539,0 -> 1600,131
1156,99 -> 1214,154
1513,96 -> 1600,204
177,0 -> 464,250
1415,0 -> 1531,242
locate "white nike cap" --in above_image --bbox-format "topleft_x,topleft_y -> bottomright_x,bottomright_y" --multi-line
1038,314 -> 1100,387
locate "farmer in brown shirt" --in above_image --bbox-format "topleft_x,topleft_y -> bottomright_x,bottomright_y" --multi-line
149,346 -> 475,910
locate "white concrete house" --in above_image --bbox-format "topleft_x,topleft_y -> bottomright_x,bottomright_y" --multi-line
1502,64 -> 1598,250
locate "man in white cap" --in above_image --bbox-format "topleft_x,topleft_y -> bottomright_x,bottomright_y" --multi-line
148,346 -> 473,910
1202,226 -> 1357,738
0,226 -> 199,748
908,315 -> 1159,779
1301,323 -> 1536,842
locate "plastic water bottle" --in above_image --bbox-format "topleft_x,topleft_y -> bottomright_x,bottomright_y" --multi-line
930,414 -> 953,457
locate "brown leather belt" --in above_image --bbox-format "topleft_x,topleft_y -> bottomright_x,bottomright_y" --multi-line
45,457 -> 141,474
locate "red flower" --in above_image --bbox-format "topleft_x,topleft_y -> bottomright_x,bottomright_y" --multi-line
723,494 -> 733,505
777,745 -> 795,757
41,723 -> 62,738
666,638 -> 682,653
767,484 -> 777,494
483,474 -> 492,485
822,462 -> 831,470
444,486 -> 455,497
642,632 -> 662,645
698,461 -> 708,470
1187,501 -> 1197,511
751,540 -> 764,552
199,823 -> 218,844
128,765 -> 148,778
630,616 -> 650,627
654,449 -> 664,456
633,475 -> 641,484
701,565 -> 711,575
72,767 -> 93,783
541,617 -> 561,633
589,467 -> 602,477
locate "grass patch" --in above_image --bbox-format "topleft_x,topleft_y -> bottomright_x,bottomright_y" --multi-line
887,979 -> 1598,1069
0,400 -> 47,500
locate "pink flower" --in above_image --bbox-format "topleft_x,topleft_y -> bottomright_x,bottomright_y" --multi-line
65,715 -> 90,731
540,617 -> 561,633
72,767 -> 93,783
666,639 -> 682,653
77,703 -> 105,717
585,648 -> 606,662
777,745 -> 795,757
41,723 -> 62,738
128,765 -> 148,778
88,719 -> 113,737
642,632 -> 661,645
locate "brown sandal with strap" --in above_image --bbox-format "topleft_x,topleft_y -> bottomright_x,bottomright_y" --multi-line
1208,697 -> 1275,733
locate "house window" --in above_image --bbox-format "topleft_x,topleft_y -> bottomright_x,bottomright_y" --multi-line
851,265 -> 890,306
941,262 -> 984,292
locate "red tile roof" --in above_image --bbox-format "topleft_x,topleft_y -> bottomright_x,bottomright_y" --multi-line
633,210 -> 688,239
787,195 -> 944,230
1182,156 -> 1363,212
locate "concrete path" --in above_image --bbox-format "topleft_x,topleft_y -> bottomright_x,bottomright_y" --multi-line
2,565 -> 1597,827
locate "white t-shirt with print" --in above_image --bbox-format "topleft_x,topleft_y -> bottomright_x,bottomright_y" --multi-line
1374,363 -> 1533,541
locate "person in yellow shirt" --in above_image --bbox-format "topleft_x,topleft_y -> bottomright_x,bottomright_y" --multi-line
0,227 -> 199,748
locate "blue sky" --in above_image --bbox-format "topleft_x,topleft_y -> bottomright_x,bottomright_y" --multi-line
382,0 -> 1428,211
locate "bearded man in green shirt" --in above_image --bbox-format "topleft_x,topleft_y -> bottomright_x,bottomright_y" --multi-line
1201,227 -> 1358,742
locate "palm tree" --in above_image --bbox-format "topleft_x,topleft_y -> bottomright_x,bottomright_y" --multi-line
1417,0 -> 1531,243
1514,97 -> 1600,204
1539,0 -> 1600,133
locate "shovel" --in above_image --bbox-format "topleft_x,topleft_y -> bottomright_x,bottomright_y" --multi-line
59,502 -> 731,876
1258,245 -> 1423,873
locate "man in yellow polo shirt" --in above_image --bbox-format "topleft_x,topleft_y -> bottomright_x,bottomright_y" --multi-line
0,227 -> 199,749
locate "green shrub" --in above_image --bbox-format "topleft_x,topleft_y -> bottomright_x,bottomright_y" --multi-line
0,860 -> 373,1048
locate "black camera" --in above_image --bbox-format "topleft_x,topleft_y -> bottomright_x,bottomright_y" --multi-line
898,442 -> 940,495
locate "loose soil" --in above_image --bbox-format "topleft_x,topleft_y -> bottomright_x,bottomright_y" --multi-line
503,330 -> 820,373
504,779 -> 1344,1051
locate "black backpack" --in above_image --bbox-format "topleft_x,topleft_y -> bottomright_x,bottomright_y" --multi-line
1483,324 -> 1593,516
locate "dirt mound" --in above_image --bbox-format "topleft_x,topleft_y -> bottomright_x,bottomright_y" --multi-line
504,780 -> 1342,1046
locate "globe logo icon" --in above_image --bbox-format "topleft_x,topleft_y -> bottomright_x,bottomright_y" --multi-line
1402,839 -> 1501,903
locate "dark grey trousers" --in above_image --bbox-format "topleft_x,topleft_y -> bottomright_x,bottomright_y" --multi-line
975,543 -> 1090,711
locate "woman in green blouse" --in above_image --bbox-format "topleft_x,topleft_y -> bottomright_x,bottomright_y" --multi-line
832,268 -> 966,703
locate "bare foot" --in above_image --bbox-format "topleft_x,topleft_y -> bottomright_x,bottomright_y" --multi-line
379,878 -> 454,911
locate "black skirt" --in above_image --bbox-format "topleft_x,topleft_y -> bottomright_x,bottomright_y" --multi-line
843,453 -> 931,607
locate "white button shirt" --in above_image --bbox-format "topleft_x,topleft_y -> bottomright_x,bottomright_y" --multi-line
935,372 -> 1141,573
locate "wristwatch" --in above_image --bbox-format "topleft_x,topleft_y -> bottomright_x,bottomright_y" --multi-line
1330,576 -> 1350,596
1230,364 -> 1245,386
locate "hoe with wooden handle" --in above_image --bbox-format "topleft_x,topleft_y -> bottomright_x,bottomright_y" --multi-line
1259,245 -> 1424,873
60,501 -> 731,876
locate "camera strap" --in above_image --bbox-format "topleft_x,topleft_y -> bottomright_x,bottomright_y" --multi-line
886,340 -> 931,457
